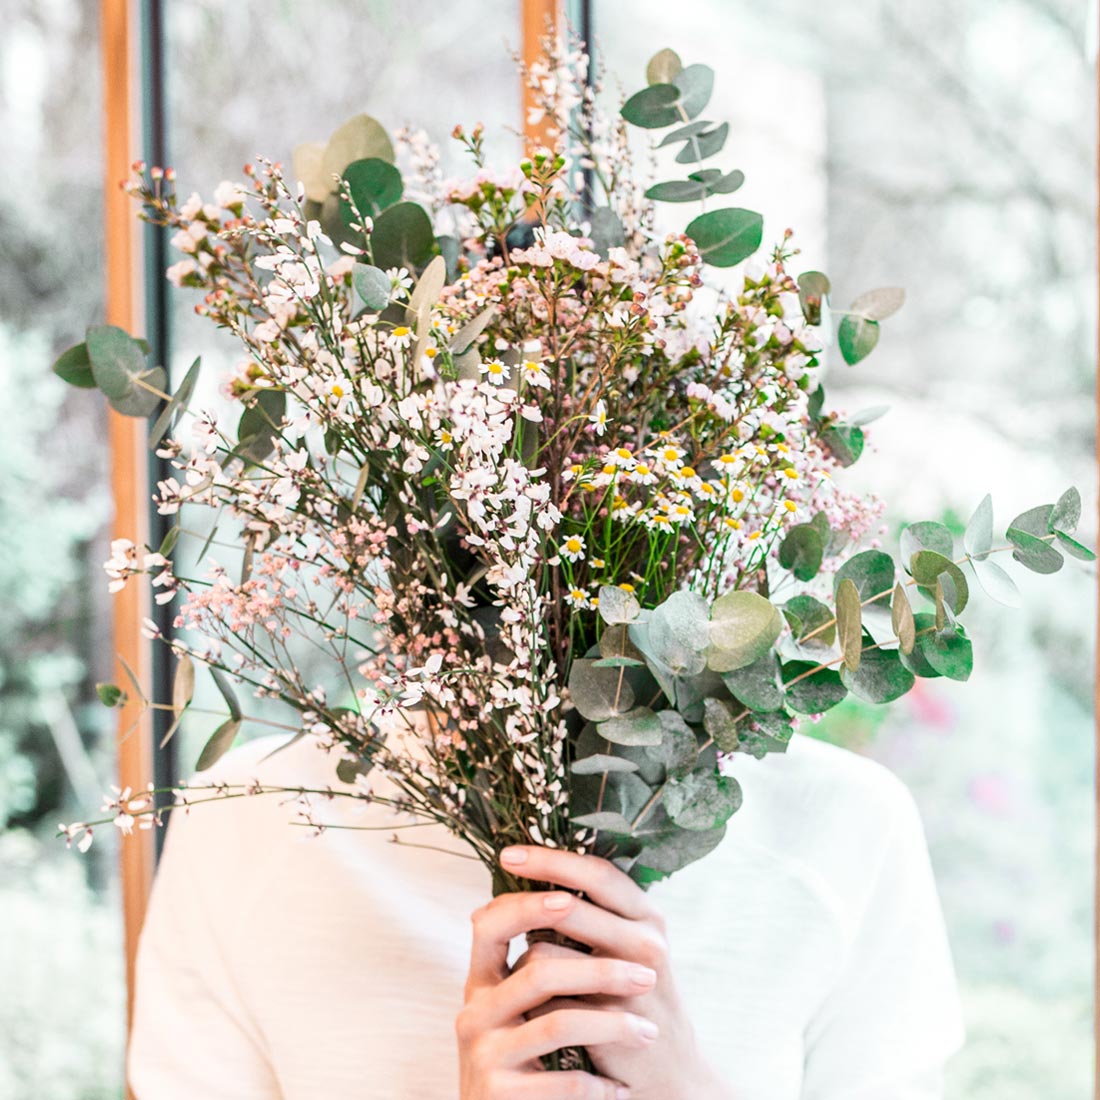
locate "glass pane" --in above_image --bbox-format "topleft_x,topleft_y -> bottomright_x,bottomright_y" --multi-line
600,4 -> 1095,1095
0,2 -> 126,1096
161,0 -> 523,768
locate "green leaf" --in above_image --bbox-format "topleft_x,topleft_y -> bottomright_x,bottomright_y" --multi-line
850,286 -> 905,321
674,122 -> 729,163
778,523 -> 824,581
891,583 -> 916,654
900,520 -> 954,563
702,697 -> 742,751
919,623 -> 973,681
598,707 -> 663,747
646,47 -> 683,85
840,646 -> 915,703
352,263 -> 392,311
664,770 -> 742,831
573,810 -> 635,834
159,653 -> 196,748
571,754 -> 641,776
837,314 -> 880,365
645,169 -> 743,203
149,356 -> 201,449
971,557 -> 1022,606
588,207 -> 626,258
1054,529 -> 1096,562
964,494 -> 994,560
672,64 -> 715,120
86,324 -> 165,417
1050,487 -> 1081,534
645,711 -> 699,778
322,114 -> 395,182
685,208 -> 764,268
782,661 -> 847,714
370,202 -> 436,272
568,658 -> 635,722
196,718 -> 242,771
53,343 -> 96,388
707,591 -> 783,673
336,754 -> 373,785
834,549 -> 895,608
633,822 -> 726,876
339,158 -> 403,226
1006,503 -> 1063,574
835,577 -> 862,673
621,83 -> 681,128
209,666 -> 242,722
899,612 -> 942,678
597,622 -> 646,666
631,591 -> 710,677
783,594 -> 836,648
848,405 -> 890,427
723,650 -> 784,712
292,141 -> 328,202
798,271 -> 830,325
96,682 -> 126,707
236,388 -> 287,464
657,120 -> 714,147
449,305 -> 497,354
598,585 -> 641,626
820,423 -> 865,467
909,550 -> 969,614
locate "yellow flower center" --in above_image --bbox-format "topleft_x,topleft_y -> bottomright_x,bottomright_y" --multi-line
565,537 -> 583,553
392,326 -> 410,338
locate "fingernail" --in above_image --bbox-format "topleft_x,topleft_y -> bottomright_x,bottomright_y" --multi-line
628,965 -> 657,987
500,846 -> 527,865
634,1016 -> 659,1043
543,892 -> 572,911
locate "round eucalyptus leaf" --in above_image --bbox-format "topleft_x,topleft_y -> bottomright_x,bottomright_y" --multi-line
633,821 -> 727,876
850,286 -> 906,321
707,590 -> 783,672
96,683 -> 125,707
921,624 -> 973,681
568,658 -> 635,722
971,557 -> 1022,606
782,661 -> 847,714
685,208 -> 764,268
909,550 -> 969,614
572,810 -> 635,834
820,423 -> 865,467
53,343 -> 95,388
900,520 -> 954,564
702,697 -> 742,751
723,650 -> 784,712
108,366 -> 166,418
370,202 -> 436,271
1054,529 -> 1096,562
646,47 -> 683,85
1008,528 -> 1064,574
634,590 -> 710,676
644,710 -> 699,779
1051,487 -> 1081,534
339,157 -> 403,226
837,314 -> 880,365
784,594 -> 836,647
236,388 -> 287,464
657,120 -> 713,147
292,141 -> 328,202
673,64 -> 715,120
899,613 -> 942,678
834,549 -> 895,607
835,577 -> 863,673
664,770 -> 742,831
798,270 -> 830,325
598,585 -> 642,625
964,493 -> 994,560
322,114 -> 395,181
707,169 -> 745,195
840,646 -> 915,704
646,179 -> 711,203
588,207 -> 626,258
353,263 -> 392,311
674,122 -> 729,164
598,707 -> 663,747
86,323 -> 148,400
621,83 -> 681,128
571,754 -> 641,776
778,523 -> 824,581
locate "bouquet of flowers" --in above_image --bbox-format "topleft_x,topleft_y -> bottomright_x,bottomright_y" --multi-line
57,38 -> 1089,1061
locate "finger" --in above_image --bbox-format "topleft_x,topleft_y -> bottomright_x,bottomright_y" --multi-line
468,890 -> 580,990
483,956 -> 656,1026
550,897 -> 668,972
526,994 -> 615,1021
500,846 -> 655,921
500,1007 -> 660,1065
510,939 -> 587,972
486,1070 -> 630,1100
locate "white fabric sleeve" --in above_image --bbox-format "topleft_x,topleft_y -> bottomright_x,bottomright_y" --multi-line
127,803 -> 281,1100
800,781 -> 966,1099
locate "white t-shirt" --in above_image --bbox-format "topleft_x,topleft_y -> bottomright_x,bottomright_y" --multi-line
128,731 -> 965,1099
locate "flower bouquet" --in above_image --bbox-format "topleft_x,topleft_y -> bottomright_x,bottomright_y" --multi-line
56,37 -> 1090,1071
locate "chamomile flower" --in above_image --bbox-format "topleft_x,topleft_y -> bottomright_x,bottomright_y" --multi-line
590,400 -> 609,436
630,461 -> 658,486
560,534 -> 586,562
783,499 -> 798,513
480,358 -> 510,384
435,428 -> 455,451
520,360 -> 550,389
565,588 -> 590,609
388,325 -> 413,350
